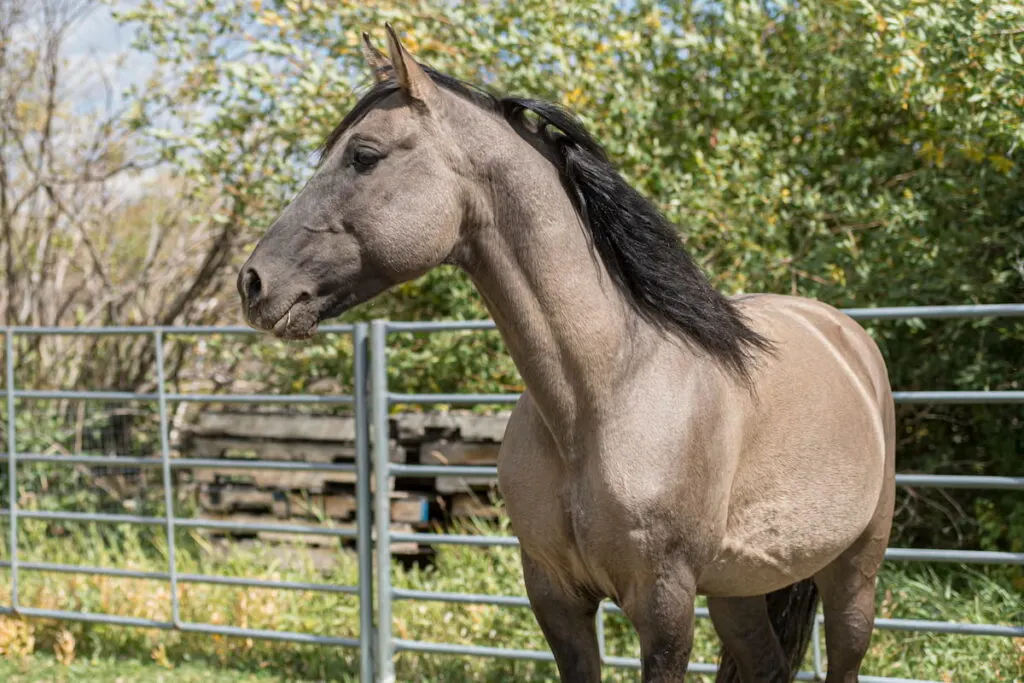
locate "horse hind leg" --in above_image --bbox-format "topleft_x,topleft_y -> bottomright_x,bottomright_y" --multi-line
708,594 -> 788,682
710,579 -> 819,683
813,499 -> 893,683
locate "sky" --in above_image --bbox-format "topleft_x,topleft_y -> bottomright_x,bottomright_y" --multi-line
22,1 -> 164,196
61,2 -> 153,115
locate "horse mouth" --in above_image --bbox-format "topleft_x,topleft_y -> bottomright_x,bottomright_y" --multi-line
267,287 -> 379,340
252,272 -> 393,341
270,295 -> 321,340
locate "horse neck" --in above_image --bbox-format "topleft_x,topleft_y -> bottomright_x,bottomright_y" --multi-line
457,135 -> 659,439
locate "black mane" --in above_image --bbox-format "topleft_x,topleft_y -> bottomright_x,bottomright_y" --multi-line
321,67 -> 773,382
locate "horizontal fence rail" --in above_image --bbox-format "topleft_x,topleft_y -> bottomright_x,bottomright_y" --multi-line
0,323 -> 375,682
0,302 -> 1021,683
374,305 -> 1024,683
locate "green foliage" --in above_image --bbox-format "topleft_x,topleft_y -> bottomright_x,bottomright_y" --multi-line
113,0 -> 1024,554
0,521 -> 1021,681
0,401 -> 170,531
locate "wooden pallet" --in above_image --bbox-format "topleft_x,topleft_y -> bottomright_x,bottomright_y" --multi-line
194,411 -> 359,443
179,409 -> 520,558
420,439 -> 500,494
449,493 -> 504,521
185,412 -> 403,492
196,519 -> 422,555
197,485 -> 430,525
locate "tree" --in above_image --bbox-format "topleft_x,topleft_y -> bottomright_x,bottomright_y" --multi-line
116,0 -> 1023,555
0,1 -> 288,519
0,0 -> 253,394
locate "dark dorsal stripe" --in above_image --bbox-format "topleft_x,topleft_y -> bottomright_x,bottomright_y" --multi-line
320,67 -> 773,383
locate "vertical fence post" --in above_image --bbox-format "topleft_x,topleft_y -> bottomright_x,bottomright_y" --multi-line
4,330 -> 18,610
596,602 -> 606,663
370,320 -> 395,683
812,614 -> 824,680
154,330 -> 181,626
353,323 -> 375,682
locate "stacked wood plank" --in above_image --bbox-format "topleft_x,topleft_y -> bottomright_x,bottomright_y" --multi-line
180,409 -> 512,558
396,412 -> 508,523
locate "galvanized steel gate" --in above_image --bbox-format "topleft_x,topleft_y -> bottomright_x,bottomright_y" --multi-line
2,304 -> 1023,683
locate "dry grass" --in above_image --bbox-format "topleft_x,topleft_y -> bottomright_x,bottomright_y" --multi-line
0,518 -> 1020,682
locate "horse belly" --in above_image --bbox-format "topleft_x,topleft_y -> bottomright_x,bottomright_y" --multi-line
698,493 -> 871,597
696,296 -> 891,597
700,404 -> 886,596
700,439 -> 885,597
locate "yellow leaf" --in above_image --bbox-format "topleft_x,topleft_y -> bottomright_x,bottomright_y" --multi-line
257,10 -> 285,28
988,154 -> 1014,173
0,617 -> 35,659
54,629 -> 75,666
961,142 -> 985,163
564,87 -> 585,107
828,264 -> 847,286
151,643 -> 173,669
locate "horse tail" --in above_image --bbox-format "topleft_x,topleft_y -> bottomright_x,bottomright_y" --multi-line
714,578 -> 820,683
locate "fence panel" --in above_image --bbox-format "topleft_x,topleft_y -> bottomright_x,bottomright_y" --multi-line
0,302 -> 1021,683
373,304 -> 1024,683
0,324 -> 374,683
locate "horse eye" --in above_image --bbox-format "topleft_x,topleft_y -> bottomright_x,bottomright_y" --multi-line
352,147 -> 382,172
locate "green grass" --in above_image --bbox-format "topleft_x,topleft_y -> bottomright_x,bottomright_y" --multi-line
0,654 -> 295,682
0,518 -> 1021,682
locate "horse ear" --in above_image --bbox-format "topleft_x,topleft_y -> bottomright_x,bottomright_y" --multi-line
383,23 -> 438,106
361,32 -> 392,84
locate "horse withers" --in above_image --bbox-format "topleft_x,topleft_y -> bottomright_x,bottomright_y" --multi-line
237,25 -> 895,683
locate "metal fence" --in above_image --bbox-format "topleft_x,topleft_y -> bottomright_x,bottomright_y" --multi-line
1,303 -> 1023,683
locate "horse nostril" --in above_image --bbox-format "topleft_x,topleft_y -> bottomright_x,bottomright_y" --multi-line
243,267 -> 262,307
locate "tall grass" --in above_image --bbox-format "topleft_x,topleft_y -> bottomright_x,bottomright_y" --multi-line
0,518 -> 1021,682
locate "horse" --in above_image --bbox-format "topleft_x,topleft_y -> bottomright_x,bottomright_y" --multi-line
237,25 -> 896,683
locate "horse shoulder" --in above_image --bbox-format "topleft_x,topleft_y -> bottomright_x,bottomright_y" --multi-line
496,393 -> 582,574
